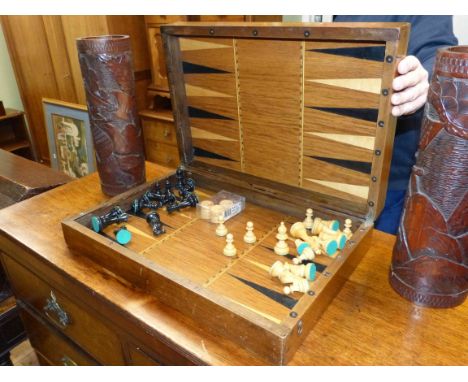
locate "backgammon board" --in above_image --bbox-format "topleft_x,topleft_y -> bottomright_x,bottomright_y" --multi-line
63,23 -> 409,364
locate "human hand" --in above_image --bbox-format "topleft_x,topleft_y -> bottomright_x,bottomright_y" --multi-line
391,55 -> 429,117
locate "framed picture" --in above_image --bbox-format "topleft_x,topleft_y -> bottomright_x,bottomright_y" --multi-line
43,98 -> 95,178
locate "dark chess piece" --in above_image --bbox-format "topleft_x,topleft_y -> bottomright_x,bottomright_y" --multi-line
131,192 -> 161,214
113,226 -> 132,245
166,192 -> 199,213
146,211 -> 165,236
175,166 -> 196,194
162,179 -> 177,206
91,206 -> 128,233
146,182 -> 164,203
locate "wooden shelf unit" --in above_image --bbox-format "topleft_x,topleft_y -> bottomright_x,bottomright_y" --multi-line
0,109 -> 35,160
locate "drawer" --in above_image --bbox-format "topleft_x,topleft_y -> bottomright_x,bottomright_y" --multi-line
20,310 -> 98,365
2,256 -> 125,365
124,339 -> 195,366
144,140 -> 180,168
141,117 -> 177,145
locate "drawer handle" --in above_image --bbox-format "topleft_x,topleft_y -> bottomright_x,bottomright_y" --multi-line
60,356 -> 77,366
163,128 -> 170,137
43,291 -> 71,328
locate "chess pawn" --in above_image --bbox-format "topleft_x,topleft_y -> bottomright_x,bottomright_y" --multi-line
269,261 -> 296,284
215,216 -> 228,237
223,233 -> 237,257
243,221 -> 257,244
284,262 -> 317,281
274,222 -> 289,256
343,219 -> 353,239
210,205 -> 225,223
146,211 -> 165,236
283,278 -> 310,295
293,239 -> 316,264
319,230 -> 347,250
303,208 -> 314,230
310,217 -> 340,235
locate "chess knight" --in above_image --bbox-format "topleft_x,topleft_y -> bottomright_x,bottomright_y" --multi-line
390,46 -> 468,308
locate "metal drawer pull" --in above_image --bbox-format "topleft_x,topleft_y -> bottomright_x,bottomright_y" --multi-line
43,291 -> 71,328
60,356 -> 77,366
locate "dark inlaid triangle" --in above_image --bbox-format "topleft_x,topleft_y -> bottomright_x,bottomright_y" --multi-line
308,156 -> 372,175
182,61 -> 230,74
193,146 -> 236,161
229,274 -> 297,309
188,106 -> 234,120
307,107 -> 379,122
308,46 -> 386,62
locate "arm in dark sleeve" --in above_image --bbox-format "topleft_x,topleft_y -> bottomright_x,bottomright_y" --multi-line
405,16 -> 458,76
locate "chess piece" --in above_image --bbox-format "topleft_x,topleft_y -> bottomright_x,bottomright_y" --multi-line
146,182 -> 165,203
319,230 -> 347,250
131,192 -> 161,214
175,166 -> 186,194
274,222 -> 289,256
210,205 -> 225,223
270,261 -> 296,284
215,216 -> 228,237
113,226 -> 132,245
284,262 -> 317,281
293,239 -> 316,264
198,200 -> 214,220
283,278 -> 310,295
162,179 -> 177,206
223,233 -> 237,257
146,211 -> 165,236
91,206 -> 128,233
309,235 -> 338,256
310,217 -> 340,235
243,221 -> 257,244
343,219 -> 353,239
166,192 -> 198,213
303,208 -> 314,230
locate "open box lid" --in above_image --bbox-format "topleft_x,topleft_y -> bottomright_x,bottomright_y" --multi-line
161,22 -> 410,221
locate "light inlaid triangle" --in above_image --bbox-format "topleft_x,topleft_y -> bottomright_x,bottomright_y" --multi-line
180,38 -> 231,51
307,78 -> 382,94
306,132 -> 375,151
191,126 -> 237,141
244,258 -> 271,272
185,84 -> 233,98
227,298 -> 282,324
305,179 -> 369,199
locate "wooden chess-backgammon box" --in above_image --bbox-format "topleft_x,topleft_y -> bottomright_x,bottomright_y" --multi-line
62,23 -> 409,364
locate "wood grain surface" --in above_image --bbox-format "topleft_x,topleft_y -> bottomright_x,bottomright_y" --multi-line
0,162 -> 465,365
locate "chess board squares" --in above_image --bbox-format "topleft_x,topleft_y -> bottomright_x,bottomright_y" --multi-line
304,41 -> 385,80
142,203 -> 286,284
235,39 -> 302,186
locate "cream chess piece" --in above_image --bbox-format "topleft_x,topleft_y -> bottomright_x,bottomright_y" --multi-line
210,204 -> 225,223
284,262 -> 317,281
310,217 -> 340,235
274,222 -> 289,256
198,200 -> 214,220
223,233 -> 237,257
215,215 -> 228,237
283,278 -> 310,295
343,219 -> 353,239
270,261 -> 296,284
309,235 -> 338,256
303,208 -> 314,230
243,221 -> 257,244
319,230 -> 347,250
293,239 -> 316,264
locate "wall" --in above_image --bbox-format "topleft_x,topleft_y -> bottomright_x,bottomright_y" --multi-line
453,15 -> 468,45
0,26 -> 23,111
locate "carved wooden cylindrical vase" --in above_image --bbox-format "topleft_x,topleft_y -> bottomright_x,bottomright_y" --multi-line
77,35 -> 146,195
390,46 -> 468,308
